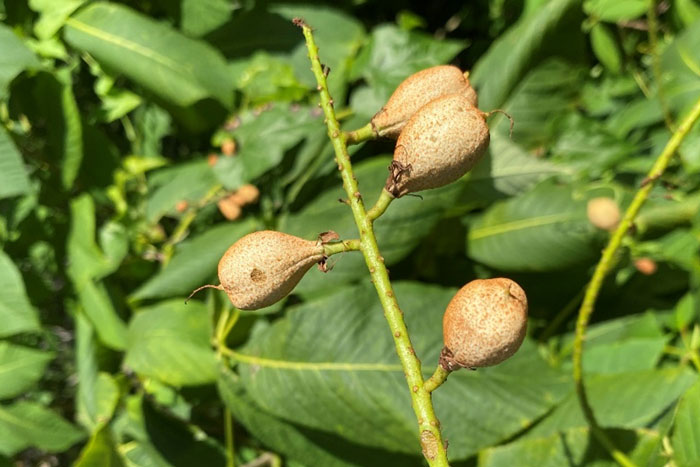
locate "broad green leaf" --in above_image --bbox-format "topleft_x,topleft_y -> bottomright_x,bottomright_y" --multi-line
55,69 -> 84,189
132,219 -> 257,301
466,183 -> 601,272
180,0 -> 232,37
660,20 -> 700,115
674,0 -> 700,27
64,3 -> 233,108
75,311 -> 101,430
229,52 -> 307,105
281,157 -> 466,295
0,250 -> 40,336
231,282 -> 569,459
0,126 -> 30,200
0,23 -> 39,97
213,105 -> 324,189
525,368 -> 697,438
67,195 -> 116,281
580,338 -> 668,374
125,300 -> 217,386
0,342 -> 53,400
0,401 -> 84,455
75,425 -> 125,467
218,365 -> 421,467
74,280 -> 127,351
590,23 -> 622,74
472,0 -> 584,110
146,160 -> 218,223
584,0 -> 649,22
672,379 -> 700,466
28,0 -> 86,39
350,24 -> 464,106
479,426 -> 659,467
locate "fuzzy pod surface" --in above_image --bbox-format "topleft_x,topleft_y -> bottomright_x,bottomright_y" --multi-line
371,65 -> 478,139
218,230 -> 324,310
442,278 -> 527,369
386,93 -> 489,197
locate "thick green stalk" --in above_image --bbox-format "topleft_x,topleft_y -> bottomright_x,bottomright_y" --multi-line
573,96 -> 700,467
323,239 -> 361,256
424,365 -> 450,393
367,188 -> 395,221
296,19 -> 449,466
344,122 -> 377,145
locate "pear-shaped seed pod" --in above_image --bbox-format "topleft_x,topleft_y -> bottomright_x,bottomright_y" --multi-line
386,93 -> 489,197
218,231 -> 324,310
442,278 -> 527,369
371,66 -> 478,139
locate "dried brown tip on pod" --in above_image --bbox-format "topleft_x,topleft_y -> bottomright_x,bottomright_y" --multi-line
587,197 -> 620,231
386,93 -> 489,197
442,278 -> 528,369
217,230 -> 325,310
371,65 -> 478,139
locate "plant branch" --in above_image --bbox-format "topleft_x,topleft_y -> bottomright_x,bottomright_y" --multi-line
367,188 -> 395,222
296,18 -> 449,466
424,365 -> 451,393
322,239 -> 361,256
572,96 -> 700,467
344,122 -> 378,145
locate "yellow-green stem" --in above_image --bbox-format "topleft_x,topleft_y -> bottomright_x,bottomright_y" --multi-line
224,408 -> 235,467
424,366 -> 451,393
296,19 -> 449,466
344,122 -> 378,145
322,239 -> 361,256
572,96 -> 700,467
367,188 -> 395,222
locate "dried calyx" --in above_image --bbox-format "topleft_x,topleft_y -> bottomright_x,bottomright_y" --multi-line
385,93 -> 489,197
441,278 -> 528,370
371,65 -> 478,139
188,230 -> 325,310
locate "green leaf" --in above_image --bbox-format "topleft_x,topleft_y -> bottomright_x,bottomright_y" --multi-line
472,0 -> 584,110
350,24 -> 464,105
231,282 -> 569,460
132,219 -> 256,301
75,311 -> 101,430
75,425 -> 125,467
672,379 -> 700,466
125,300 -> 217,386
584,0 -> 649,22
0,342 -> 53,400
0,126 -> 31,200
67,195 -> 115,282
74,280 -> 128,351
0,23 -> 39,97
660,20 -> 700,115
180,0 -> 232,37
28,0 -> 86,39
479,426 -> 659,467
526,368 -> 697,438
213,105 -> 324,189
64,3 -> 233,108
0,250 -> 40,337
0,401 -> 84,455
590,23 -> 623,74
218,365 -> 420,467
466,183 -> 601,272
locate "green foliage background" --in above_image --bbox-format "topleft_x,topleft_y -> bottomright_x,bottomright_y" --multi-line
1,0 -> 700,465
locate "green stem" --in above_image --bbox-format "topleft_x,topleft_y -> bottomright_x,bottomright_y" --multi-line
225,408 -> 235,467
344,122 -> 378,145
367,188 -> 395,222
424,365 -> 451,393
296,19 -> 449,466
572,96 -> 700,467
322,239 -> 361,256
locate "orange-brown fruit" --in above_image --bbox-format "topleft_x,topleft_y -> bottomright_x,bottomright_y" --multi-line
175,200 -> 189,213
442,278 -> 528,369
221,138 -> 236,156
231,184 -> 260,206
386,93 -> 489,197
217,196 -> 242,221
371,65 -> 478,138
634,257 -> 657,275
587,197 -> 620,231
216,231 -> 324,310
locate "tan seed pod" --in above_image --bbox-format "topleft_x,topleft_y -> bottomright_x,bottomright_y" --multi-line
634,257 -> 657,275
217,196 -> 242,221
587,197 -> 620,231
371,65 -> 478,139
232,184 -> 260,205
442,278 -> 528,369
215,231 -> 324,310
386,93 -> 489,197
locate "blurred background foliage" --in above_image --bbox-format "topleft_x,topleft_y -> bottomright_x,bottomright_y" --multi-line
1,0 -> 700,465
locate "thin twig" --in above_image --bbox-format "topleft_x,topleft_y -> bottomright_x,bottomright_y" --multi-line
295,18 -> 450,466
572,96 -> 700,467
